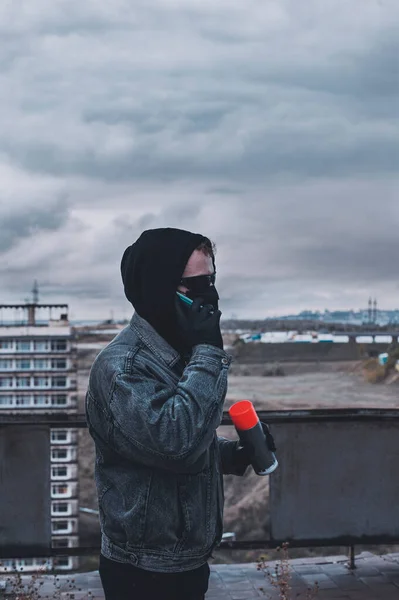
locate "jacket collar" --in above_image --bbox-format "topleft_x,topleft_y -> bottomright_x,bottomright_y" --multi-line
129,312 -> 181,367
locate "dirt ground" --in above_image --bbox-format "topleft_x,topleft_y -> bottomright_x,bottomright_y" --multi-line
76,339 -> 399,567
225,370 -> 399,410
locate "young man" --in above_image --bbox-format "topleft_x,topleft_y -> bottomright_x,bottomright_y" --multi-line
86,228 -> 255,600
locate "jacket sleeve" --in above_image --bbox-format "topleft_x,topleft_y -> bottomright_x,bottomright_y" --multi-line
87,343 -> 232,473
217,437 -> 250,476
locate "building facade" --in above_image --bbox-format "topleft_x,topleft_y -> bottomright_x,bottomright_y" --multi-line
0,303 -> 79,572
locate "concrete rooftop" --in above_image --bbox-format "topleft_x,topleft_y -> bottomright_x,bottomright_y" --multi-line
1,551 -> 399,599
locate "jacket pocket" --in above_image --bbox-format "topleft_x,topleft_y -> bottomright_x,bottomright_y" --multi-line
172,470 -> 213,555
141,472 -> 187,554
99,483 -> 133,545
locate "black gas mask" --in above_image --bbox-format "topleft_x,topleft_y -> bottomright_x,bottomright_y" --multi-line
179,272 -> 219,311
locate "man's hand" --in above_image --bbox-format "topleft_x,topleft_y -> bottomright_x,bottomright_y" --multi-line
233,422 -> 277,475
175,296 -> 223,349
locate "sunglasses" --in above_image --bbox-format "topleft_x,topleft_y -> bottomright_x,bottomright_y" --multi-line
179,272 -> 216,293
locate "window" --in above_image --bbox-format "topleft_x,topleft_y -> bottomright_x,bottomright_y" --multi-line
0,340 -> 13,350
0,359 -> 13,369
16,395 -> 31,406
51,430 -> 68,442
0,559 -> 13,568
52,502 -> 69,514
0,377 -> 13,388
54,557 -> 71,568
52,466 -> 68,478
34,359 -> 48,370
52,395 -> 67,406
52,520 -> 69,533
52,376 -> 67,388
34,340 -> 49,351
34,395 -> 50,406
51,340 -> 67,351
51,358 -> 67,369
34,376 -> 50,387
16,341 -> 31,351
16,377 -> 31,388
52,538 -> 69,548
0,395 -> 14,406
17,559 -> 34,567
51,448 -> 68,460
52,484 -> 69,496
16,359 -> 31,370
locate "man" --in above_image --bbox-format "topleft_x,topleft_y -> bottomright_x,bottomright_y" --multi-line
86,228 -> 256,600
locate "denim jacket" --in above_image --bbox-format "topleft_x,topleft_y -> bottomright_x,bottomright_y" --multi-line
85,312 -> 246,573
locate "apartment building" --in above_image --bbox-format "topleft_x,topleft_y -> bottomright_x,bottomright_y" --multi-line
0,302 -> 79,572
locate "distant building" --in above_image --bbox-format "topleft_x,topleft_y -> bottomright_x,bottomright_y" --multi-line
279,307 -> 399,326
0,302 -> 79,572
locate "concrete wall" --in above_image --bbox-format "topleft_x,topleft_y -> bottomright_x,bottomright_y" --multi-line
269,419 -> 399,544
233,341 -> 389,363
0,426 -> 51,553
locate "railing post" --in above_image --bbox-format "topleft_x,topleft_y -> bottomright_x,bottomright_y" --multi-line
347,545 -> 356,570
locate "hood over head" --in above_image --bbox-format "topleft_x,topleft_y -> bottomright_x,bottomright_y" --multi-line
121,227 -> 214,354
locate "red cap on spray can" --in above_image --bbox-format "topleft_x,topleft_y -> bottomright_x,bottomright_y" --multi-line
228,400 -> 259,430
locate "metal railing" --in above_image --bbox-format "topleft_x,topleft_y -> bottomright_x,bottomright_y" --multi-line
1,408 -> 399,560
2,407 -> 399,427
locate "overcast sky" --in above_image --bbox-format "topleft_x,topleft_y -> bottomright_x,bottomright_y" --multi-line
1,0 -> 398,321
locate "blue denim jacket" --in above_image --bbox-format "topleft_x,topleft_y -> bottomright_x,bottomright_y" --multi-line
85,312 -> 246,573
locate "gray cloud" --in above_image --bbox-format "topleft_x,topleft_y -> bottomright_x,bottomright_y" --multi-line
0,195 -> 70,252
1,2 -> 397,184
0,0 -> 398,319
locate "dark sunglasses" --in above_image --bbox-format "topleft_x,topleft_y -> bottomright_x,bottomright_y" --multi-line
179,273 -> 216,293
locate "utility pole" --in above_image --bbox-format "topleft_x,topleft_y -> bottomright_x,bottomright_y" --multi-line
32,280 -> 39,305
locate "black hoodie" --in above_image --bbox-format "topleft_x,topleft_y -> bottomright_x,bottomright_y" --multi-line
120,227 -> 214,354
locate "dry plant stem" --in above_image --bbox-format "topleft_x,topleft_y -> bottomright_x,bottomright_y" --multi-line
0,560 -> 94,600
256,543 -> 319,599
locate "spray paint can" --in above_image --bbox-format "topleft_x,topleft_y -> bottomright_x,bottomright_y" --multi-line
228,400 -> 278,476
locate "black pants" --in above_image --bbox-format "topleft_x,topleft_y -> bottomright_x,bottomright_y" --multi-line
99,554 -> 210,600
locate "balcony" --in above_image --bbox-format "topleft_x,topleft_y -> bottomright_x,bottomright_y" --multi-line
51,499 -> 79,517
0,394 -> 78,410
0,361 -> 75,371
1,410 -> 399,598
51,481 -> 78,499
51,464 -> 78,481
51,518 -> 79,536
0,344 -> 72,354
50,446 -> 77,463
0,376 -> 76,390
50,429 -> 78,445
51,535 -> 79,549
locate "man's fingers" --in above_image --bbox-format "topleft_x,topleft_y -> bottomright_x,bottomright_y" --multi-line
191,297 -> 204,312
261,422 -> 277,452
207,308 -> 222,323
202,303 -> 215,314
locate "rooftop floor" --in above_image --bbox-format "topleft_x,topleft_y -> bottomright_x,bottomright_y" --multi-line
1,551 -> 399,599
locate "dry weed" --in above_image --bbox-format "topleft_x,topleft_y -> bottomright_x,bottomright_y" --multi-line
0,561 -> 94,600
256,543 -> 319,599
362,359 -> 387,383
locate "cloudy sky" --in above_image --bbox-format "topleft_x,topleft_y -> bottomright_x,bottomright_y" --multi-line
1,0 -> 398,321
